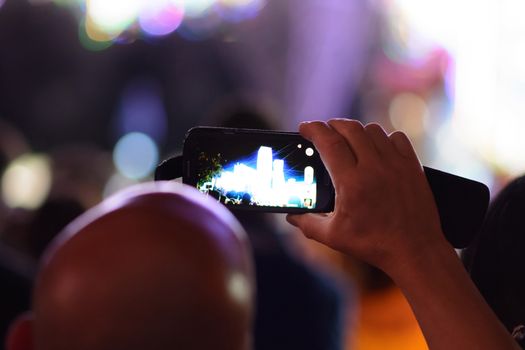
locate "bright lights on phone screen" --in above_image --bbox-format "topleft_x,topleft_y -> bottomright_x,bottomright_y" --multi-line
196,143 -> 317,209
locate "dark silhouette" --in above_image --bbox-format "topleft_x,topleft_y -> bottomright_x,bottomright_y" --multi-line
463,175 -> 525,347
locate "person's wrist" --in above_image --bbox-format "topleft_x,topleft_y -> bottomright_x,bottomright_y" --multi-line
381,228 -> 455,288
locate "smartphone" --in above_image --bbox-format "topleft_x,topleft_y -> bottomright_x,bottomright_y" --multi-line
156,126 -> 490,248
180,127 -> 334,213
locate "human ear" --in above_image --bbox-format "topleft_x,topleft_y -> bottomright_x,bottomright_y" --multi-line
6,313 -> 34,350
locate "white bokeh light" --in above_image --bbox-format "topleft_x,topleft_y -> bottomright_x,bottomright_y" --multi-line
1,154 -> 52,209
228,272 -> 251,304
395,0 -> 525,175
87,0 -> 142,34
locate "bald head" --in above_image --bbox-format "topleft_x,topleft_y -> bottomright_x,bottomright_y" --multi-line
21,182 -> 253,350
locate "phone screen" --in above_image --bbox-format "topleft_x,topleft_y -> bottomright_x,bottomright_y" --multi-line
184,128 -> 334,212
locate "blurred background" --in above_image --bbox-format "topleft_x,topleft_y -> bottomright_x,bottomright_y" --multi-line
1,0 -> 525,349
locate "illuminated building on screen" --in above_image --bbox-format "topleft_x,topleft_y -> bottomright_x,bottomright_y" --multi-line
202,146 -> 316,208
256,146 -> 273,204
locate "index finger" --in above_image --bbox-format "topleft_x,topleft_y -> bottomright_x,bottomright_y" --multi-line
299,121 -> 357,182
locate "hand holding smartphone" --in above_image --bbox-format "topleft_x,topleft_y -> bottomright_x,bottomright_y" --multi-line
156,126 -> 490,248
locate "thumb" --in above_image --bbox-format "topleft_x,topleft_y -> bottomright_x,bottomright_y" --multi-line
286,213 -> 330,243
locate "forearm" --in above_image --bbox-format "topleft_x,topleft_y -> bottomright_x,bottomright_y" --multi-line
390,236 -> 520,350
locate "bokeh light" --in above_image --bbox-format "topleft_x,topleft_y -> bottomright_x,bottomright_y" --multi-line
228,272 -> 251,304
217,0 -> 265,22
114,78 -> 168,143
432,120 -> 494,188
1,154 -> 52,209
78,18 -> 113,51
393,0 -> 525,177
388,92 -> 428,139
84,15 -> 120,43
113,132 -> 159,180
177,11 -> 222,41
44,0 -> 267,46
393,0 -> 459,53
139,0 -> 184,36
87,0 -> 142,36
183,0 -> 215,18
451,0 -> 525,175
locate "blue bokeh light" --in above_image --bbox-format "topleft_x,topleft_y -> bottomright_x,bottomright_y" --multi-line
114,78 -> 168,143
113,132 -> 159,179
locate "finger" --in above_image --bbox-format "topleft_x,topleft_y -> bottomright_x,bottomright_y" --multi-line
364,123 -> 396,157
389,131 -> 420,163
299,121 -> 357,181
327,119 -> 378,164
286,213 -> 330,243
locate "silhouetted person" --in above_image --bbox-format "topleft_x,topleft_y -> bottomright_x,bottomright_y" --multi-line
463,175 -> 525,347
26,197 -> 86,261
236,212 -> 344,350
0,244 -> 33,350
6,182 -> 254,350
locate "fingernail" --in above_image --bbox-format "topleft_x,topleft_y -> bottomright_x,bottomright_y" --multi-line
286,214 -> 298,227
390,132 -> 412,157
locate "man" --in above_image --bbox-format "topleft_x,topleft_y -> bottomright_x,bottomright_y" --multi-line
7,182 -> 254,350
